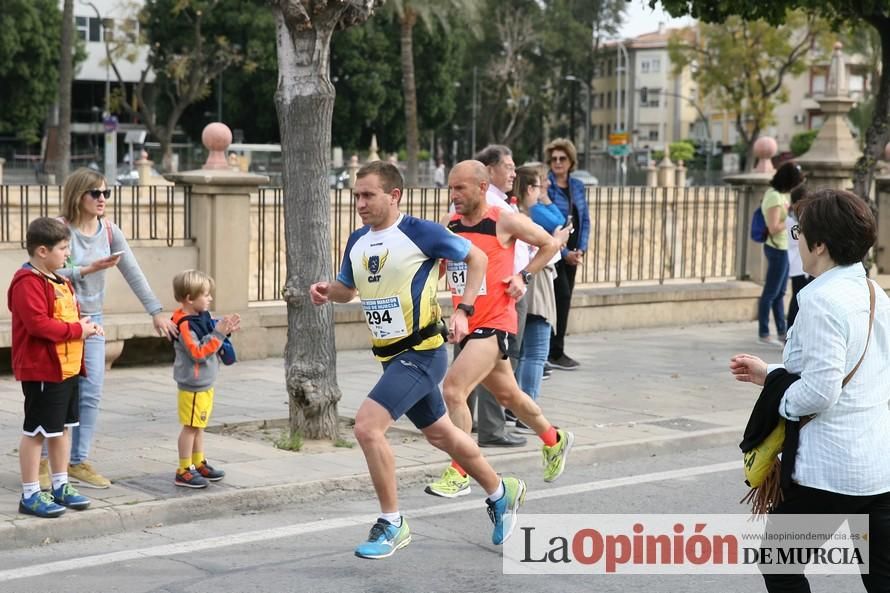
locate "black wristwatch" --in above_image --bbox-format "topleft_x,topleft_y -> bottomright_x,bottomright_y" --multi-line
456,303 -> 475,317
519,269 -> 533,285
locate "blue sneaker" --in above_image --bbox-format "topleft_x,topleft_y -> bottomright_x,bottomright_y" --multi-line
52,482 -> 91,510
354,518 -> 411,559
19,491 -> 66,518
487,477 -> 526,545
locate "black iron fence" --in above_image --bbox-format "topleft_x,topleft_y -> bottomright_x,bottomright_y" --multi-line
250,186 -> 744,302
0,184 -> 192,248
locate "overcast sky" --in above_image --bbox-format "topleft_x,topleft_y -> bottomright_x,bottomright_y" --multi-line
618,0 -> 694,39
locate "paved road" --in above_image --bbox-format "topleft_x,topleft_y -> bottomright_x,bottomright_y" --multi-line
0,445 -> 871,593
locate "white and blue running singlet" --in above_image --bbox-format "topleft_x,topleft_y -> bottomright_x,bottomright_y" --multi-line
337,214 -> 470,360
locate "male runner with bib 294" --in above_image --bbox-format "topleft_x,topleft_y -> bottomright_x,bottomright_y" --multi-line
310,162 -> 528,559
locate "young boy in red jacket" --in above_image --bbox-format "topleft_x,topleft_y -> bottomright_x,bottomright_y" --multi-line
8,217 -> 102,517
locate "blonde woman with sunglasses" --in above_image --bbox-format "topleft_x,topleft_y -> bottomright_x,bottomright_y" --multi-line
41,167 -> 178,489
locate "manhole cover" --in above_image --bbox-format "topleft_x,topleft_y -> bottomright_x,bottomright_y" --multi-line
645,417 -> 723,432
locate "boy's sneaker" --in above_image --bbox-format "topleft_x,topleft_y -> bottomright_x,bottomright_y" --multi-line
487,477 -> 526,545
52,483 -> 91,510
424,466 -> 471,498
196,461 -> 225,482
69,462 -> 111,489
19,491 -> 66,518
38,458 -> 50,491
175,467 -> 209,489
354,518 -> 411,559
542,429 -> 574,482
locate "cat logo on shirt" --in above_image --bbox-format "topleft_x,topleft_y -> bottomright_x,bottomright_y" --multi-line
362,249 -> 389,283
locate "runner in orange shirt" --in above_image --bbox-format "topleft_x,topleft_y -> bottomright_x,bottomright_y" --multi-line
426,160 -> 574,498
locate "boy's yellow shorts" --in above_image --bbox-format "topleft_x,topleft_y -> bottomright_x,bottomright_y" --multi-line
178,388 -> 214,428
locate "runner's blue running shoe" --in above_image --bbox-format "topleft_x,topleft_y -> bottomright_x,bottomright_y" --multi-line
487,477 -> 526,545
354,518 -> 411,559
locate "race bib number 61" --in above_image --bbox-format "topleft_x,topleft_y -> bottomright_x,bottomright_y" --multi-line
447,261 -> 486,297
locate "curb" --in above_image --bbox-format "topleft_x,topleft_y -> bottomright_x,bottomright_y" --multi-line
0,425 -> 743,551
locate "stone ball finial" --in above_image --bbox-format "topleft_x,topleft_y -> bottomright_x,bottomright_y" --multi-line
202,122 -> 233,170
834,41 -> 843,51
753,136 -> 778,173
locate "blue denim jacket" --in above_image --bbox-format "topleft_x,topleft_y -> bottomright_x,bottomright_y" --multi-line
547,171 -> 590,257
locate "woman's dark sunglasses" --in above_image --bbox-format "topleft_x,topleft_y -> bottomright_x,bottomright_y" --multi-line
86,189 -> 111,199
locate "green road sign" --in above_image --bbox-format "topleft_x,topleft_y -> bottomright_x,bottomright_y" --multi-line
608,144 -> 633,157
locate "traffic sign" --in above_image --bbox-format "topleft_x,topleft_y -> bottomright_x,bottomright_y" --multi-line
608,144 -> 633,157
608,131 -> 629,146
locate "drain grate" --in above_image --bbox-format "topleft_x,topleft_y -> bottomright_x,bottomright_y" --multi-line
645,417 -> 724,432
115,473 -> 236,498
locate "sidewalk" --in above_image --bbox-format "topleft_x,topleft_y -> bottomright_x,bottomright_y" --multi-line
0,321 -> 777,550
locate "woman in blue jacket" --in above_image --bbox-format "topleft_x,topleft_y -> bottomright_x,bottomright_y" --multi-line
544,138 -> 590,370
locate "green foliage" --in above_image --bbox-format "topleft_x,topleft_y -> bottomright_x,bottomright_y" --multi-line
669,141 -> 695,163
654,1 -> 888,27
179,1 -> 278,142
333,437 -> 354,448
849,97 -> 876,148
0,0 -> 61,143
668,10 -> 833,162
274,429 -> 304,452
790,129 -> 819,156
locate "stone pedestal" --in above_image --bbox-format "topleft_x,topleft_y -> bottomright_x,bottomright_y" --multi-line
796,42 -> 859,191
645,162 -> 657,187
165,170 -> 268,312
676,162 -> 687,188
657,153 -> 676,187
724,172 -> 773,283
166,123 -> 268,313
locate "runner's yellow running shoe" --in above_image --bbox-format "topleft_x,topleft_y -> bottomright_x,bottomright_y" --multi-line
542,429 -> 574,482
424,465 -> 471,498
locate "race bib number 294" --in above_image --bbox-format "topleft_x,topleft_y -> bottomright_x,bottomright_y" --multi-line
362,296 -> 408,340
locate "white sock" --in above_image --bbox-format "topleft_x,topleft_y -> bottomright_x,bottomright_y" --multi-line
22,481 -> 41,499
51,472 -> 68,491
380,511 -> 401,527
486,480 -> 505,503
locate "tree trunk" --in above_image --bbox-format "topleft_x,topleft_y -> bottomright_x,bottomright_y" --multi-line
853,17 -> 890,203
400,11 -> 420,186
56,0 -> 74,181
273,10 -> 340,440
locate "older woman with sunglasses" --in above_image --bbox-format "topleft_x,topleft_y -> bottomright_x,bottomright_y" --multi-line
43,167 -> 178,489
545,138 -> 590,371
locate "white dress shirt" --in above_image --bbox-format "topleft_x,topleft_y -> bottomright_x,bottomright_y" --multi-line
485,186 -> 531,274
772,264 -> 890,495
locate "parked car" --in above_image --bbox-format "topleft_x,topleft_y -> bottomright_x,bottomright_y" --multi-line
115,165 -> 161,186
572,169 -> 599,186
329,167 -> 350,189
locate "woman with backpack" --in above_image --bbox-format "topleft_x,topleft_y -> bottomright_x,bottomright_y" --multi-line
758,161 -> 803,347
